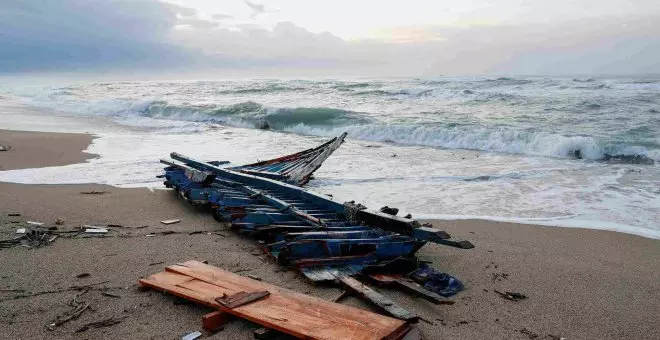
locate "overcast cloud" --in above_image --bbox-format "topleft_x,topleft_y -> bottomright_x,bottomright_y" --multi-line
1,0 -> 659,76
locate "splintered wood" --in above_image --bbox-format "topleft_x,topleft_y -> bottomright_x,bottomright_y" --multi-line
139,261 -> 411,340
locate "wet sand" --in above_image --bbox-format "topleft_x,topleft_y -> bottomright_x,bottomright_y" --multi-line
0,129 -> 97,170
0,130 -> 658,339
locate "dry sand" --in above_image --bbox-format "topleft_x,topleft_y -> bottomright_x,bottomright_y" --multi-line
0,130 -> 658,340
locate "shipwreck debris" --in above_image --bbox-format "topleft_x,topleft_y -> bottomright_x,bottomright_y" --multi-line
495,290 -> 527,301
80,190 -> 107,195
75,316 -> 124,333
83,226 -> 108,234
181,331 -> 203,340
139,261 -> 413,340
158,138 -> 474,320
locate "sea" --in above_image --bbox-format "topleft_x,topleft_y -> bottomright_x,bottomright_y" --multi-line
1,77 -> 659,238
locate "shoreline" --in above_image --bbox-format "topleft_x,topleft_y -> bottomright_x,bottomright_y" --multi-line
1,129 -> 659,339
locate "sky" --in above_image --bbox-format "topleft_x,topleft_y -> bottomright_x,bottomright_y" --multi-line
1,0 -> 659,77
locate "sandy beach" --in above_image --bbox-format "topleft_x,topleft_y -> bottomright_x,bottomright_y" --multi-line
1,129 -> 659,340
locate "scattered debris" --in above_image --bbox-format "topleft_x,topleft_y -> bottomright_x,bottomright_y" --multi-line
76,273 -> 91,279
136,225 -> 149,229
188,231 -> 203,235
8,213 -> 21,217
247,274 -> 262,281
76,316 -> 124,333
101,292 -> 121,298
485,262 -> 498,269
519,327 -> 540,339
408,265 -> 464,297
55,218 -> 64,225
4,228 -> 58,249
495,290 -> 527,301
48,291 -> 90,330
107,224 -> 124,228
491,272 -> 509,283
80,190 -> 107,195
148,261 -> 165,266
181,331 -> 202,340
84,227 -> 108,234
0,288 -> 25,292
253,327 -> 275,339
26,221 -> 44,226
0,143 -> 10,151
160,219 -> 181,225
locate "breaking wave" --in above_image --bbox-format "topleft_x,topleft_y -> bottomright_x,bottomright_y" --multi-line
119,100 -> 658,163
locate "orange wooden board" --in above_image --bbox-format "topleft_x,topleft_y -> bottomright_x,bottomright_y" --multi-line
139,260 -> 409,340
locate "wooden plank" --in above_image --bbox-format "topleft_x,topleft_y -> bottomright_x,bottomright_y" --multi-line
202,310 -> 232,332
367,274 -> 454,305
139,260 -> 408,340
215,290 -> 270,309
338,276 -> 418,322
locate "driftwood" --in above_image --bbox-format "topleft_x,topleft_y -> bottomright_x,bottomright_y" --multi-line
48,290 -> 90,330
75,316 -> 125,332
0,282 -> 116,302
495,290 -> 527,301
80,190 -> 107,195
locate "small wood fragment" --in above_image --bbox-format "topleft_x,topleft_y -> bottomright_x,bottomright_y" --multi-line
215,290 -> 270,309
494,290 -> 527,301
102,291 -> 121,298
8,213 -> 20,217
248,274 -> 262,281
202,310 -> 231,332
160,219 -> 181,225
84,227 -> 108,234
76,273 -> 91,279
149,261 -> 165,266
80,190 -> 107,195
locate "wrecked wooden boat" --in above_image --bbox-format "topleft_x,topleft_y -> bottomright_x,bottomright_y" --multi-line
160,145 -> 473,317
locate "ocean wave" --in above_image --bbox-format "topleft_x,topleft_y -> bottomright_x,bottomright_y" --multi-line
352,88 -> 433,97
290,124 -> 657,163
99,100 -> 660,163
130,100 -> 371,130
